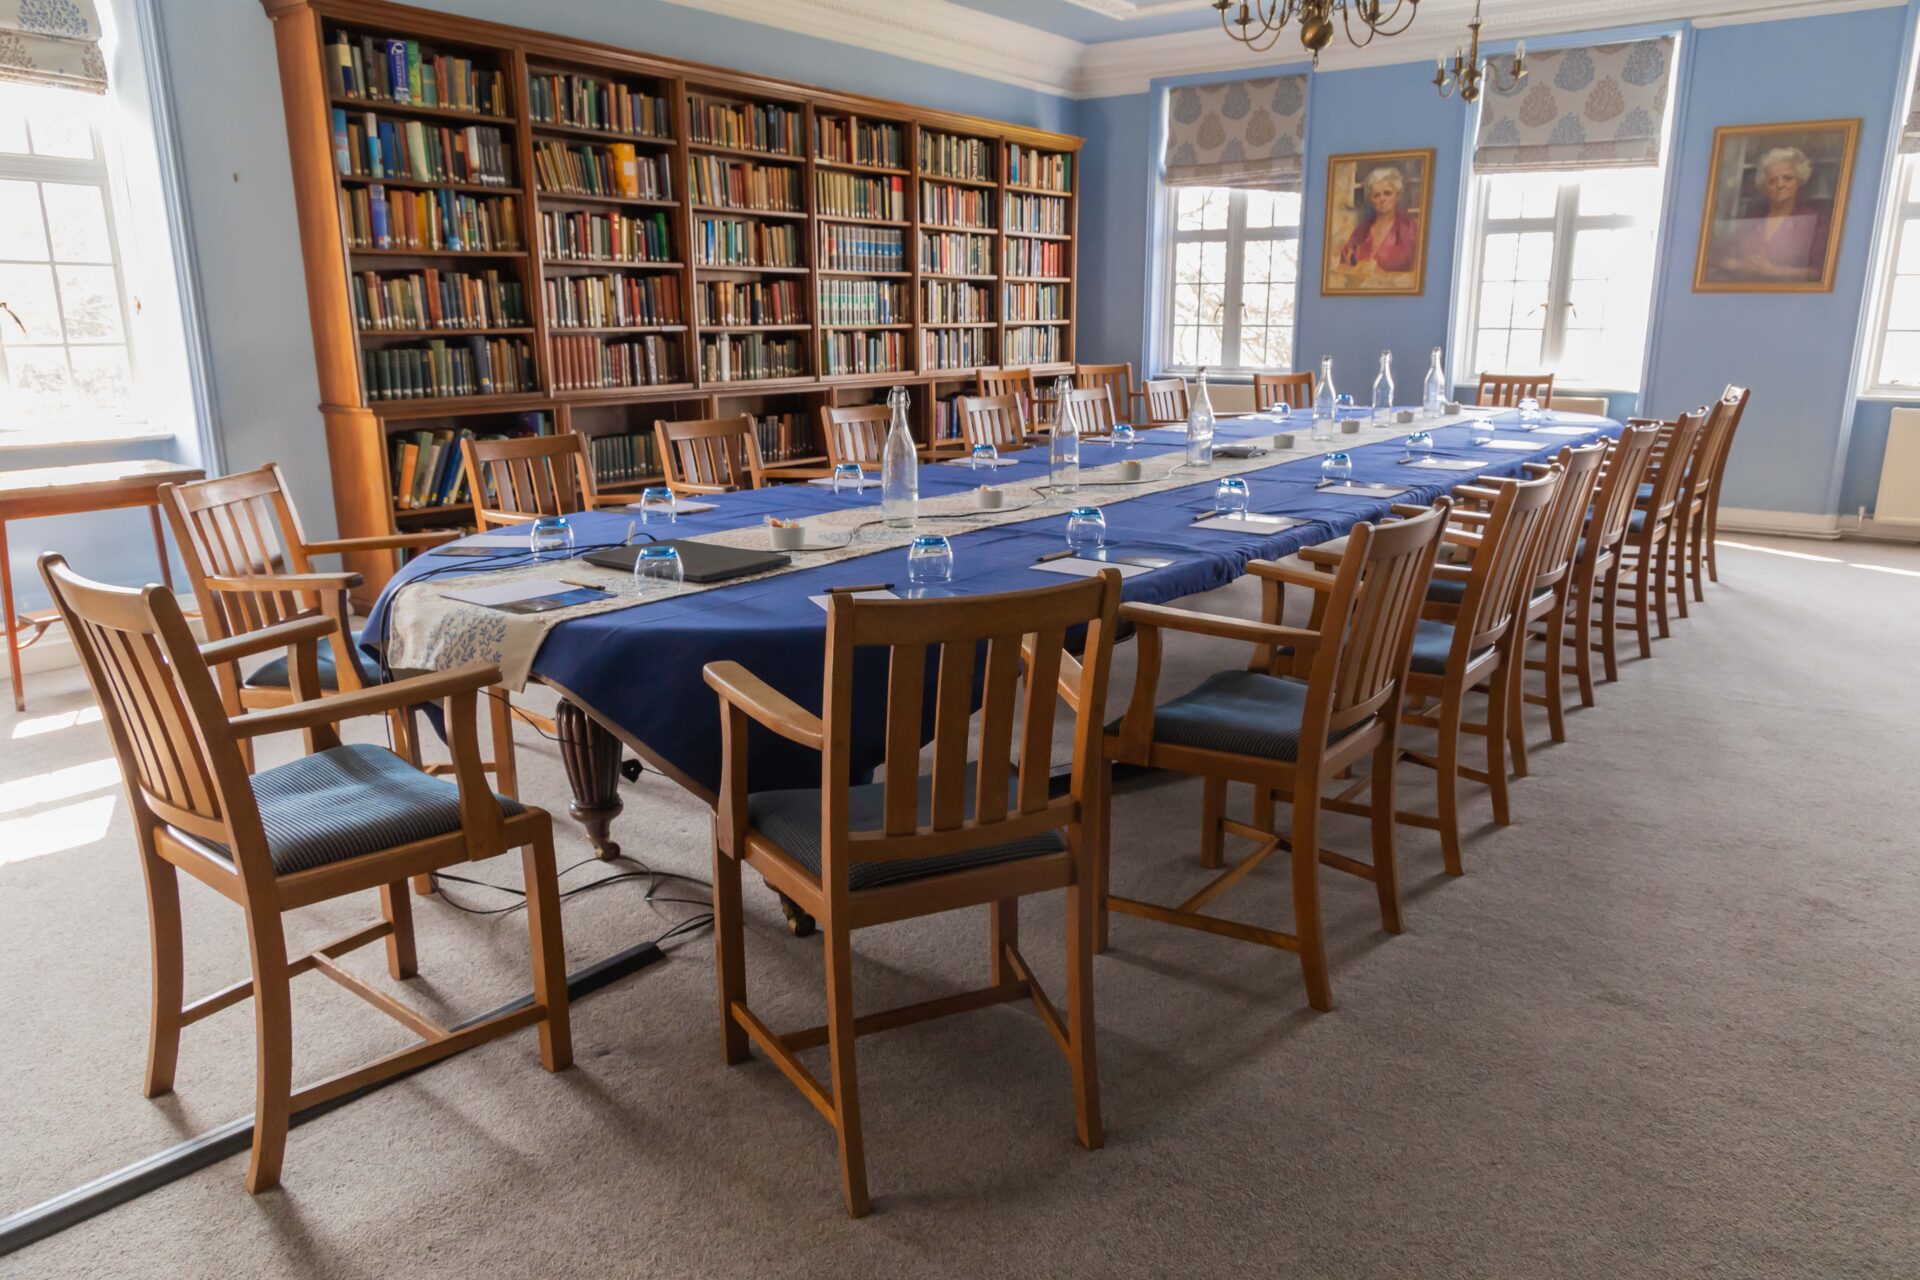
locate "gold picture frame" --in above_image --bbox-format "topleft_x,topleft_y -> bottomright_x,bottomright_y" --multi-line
1321,148 -> 1435,297
1693,117 -> 1859,293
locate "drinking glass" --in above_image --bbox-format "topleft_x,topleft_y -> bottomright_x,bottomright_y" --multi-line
1213,476 -> 1250,518
1468,417 -> 1496,447
1518,396 -> 1542,427
832,462 -> 865,495
970,442 -> 999,470
1111,423 -> 1137,452
1405,431 -> 1435,462
639,486 -> 676,525
1321,452 -> 1354,486
529,514 -> 573,559
1065,506 -> 1106,555
906,534 -> 953,585
632,544 -> 683,596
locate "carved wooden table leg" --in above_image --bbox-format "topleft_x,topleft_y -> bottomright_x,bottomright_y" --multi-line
556,699 -> 622,860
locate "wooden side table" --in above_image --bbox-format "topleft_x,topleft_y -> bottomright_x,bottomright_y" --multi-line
0,459 -> 206,711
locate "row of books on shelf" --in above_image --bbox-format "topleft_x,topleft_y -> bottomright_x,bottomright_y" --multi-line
819,224 -> 903,272
1006,237 -> 1068,277
552,333 -> 682,390
1004,282 -> 1067,323
365,337 -> 536,401
588,431 -> 662,484
701,333 -> 803,382
819,279 -> 906,325
339,188 -> 521,253
821,331 -> 908,377
697,217 -> 802,268
390,413 -> 554,511
1007,145 -> 1072,193
541,208 -> 675,263
352,268 -> 526,331
930,393 -> 968,443
533,140 -> 670,200
1004,324 -> 1064,365
752,413 -> 815,464
528,72 -> 671,139
815,117 -> 903,169
816,171 -> 906,222
921,231 -> 993,276
921,182 -> 994,230
689,97 -> 804,157
546,273 -> 682,328
333,111 -> 513,187
920,132 -> 992,183
327,31 -> 509,117
923,280 -> 991,324
690,156 -> 803,212
1007,192 -> 1070,235
698,279 -> 803,327
923,327 -> 990,371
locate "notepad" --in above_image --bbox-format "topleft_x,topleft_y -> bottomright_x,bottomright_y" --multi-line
1317,482 -> 1406,497
1191,512 -> 1305,532
1480,440 -> 1542,451
809,589 -> 898,609
1535,425 -> 1597,436
622,499 -> 716,514
455,532 -> 547,548
1400,458 -> 1482,471
442,578 -> 611,614
941,457 -> 1018,468
1031,554 -> 1169,580
806,476 -> 882,489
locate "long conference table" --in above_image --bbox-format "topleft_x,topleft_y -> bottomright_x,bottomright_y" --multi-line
362,405 -> 1621,856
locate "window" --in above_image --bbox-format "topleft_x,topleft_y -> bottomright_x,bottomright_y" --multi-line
1868,155 -> 1920,389
1460,168 -> 1662,390
0,82 -> 137,428
1163,185 -> 1301,374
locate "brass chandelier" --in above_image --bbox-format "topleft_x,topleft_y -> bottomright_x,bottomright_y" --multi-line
1433,0 -> 1525,103
1211,0 -> 1421,62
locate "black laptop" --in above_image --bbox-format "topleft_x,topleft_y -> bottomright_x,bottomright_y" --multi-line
583,539 -> 790,584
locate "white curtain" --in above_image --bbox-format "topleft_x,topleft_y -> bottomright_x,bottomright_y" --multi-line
1163,75 -> 1308,190
1474,38 -> 1674,172
0,0 -> 108,94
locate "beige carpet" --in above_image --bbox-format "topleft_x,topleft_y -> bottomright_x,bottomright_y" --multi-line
1,534 -> 1915,1278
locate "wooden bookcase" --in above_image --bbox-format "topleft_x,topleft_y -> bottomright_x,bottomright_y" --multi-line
260,0 -> 1082,602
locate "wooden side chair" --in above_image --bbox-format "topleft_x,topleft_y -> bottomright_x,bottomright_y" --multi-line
703,573 -> 1124,1216
1559,423 -> 1660,702
1612,410 -> 1706,660
956,393 -> 1033,453
38,553 -> 571,1195
655,415 -> 767,496
1476,372 -> 1556,407
1142,376 -> 1190,425
978,367 -> 1038,428
1253,371 -> 1314,412
1060,385 -> 1119,437
818,404 -> 892,469
1698,385 -> 1750,589
1674,384 -> 1751,601
1102,505 -> 1450,1010
1074,361 -> 1146,424
461,431 -> 632,529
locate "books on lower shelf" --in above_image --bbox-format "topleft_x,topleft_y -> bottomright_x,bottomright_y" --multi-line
1006,237 -> 1066,277
919,182 -> 993,229
1007,144 -> 1071,193
588,430 -> 661,484
540,208 -> 674,262
752,412 -> 813,463
814,116 -> 903,169
698,279 -> 803,326
695,217 -> 802,268
931,392 -> 966,443
389,412 -> 553,511
815,170 -> 904,221
340,187 -> 521,252
545,272 -> 682,328
921,231 -> 994,276
690,155 -> 803,212
821,330 -> 907,377
366,336 -> 535,400
552,333 -> 682,390
1006,191 -> 1069,235
1004,325 -> 1062,365
352,267 -> 526,330
688,96 -> 804,156
527,71 -> 670,138
701,333 -> 802,382
919,131 -> 992,182
819,279 -> 906,325
1004,282 -> 1066,323
923,327 -> 990,371
332,109 -> 512,186
328,30 -> 509,117
923,280 -> 991,324
819,224 -> 902,272
533,140 -> 671,200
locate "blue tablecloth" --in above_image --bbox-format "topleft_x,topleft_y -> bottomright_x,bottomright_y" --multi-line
363,408 -> 1618,796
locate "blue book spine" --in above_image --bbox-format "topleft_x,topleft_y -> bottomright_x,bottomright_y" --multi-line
331,109 -> 349,175
368,184 -> 390,249
386,41 -> 409,104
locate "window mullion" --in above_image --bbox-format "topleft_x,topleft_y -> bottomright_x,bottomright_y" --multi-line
1544,182 -> 1580,366
1220,190 -> 1247,368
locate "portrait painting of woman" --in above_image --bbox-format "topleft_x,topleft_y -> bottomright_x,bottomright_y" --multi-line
1695,119 -> 1858,293
1323,149 -> 1434,296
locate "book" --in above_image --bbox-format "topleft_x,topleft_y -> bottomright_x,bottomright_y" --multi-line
405,40 -> 423,104
611,142 -> 638,198
386,40 -> 408,103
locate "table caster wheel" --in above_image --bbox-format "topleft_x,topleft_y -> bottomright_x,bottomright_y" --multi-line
778,893 -> 816,937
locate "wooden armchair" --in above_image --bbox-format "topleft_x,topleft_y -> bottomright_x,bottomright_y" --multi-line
461,432 -> 632,529
1142,376 -> 1190,425
1675,384 -> 1750,601
38,553 -> 570,1195
1562,423 -> 1660,702
655,415 -> 766,496
1060,386 -> 1119,437
1103,505 -> 1449,1010
818,404 -> 891,469
978,367 -> 1039,429
1476,372 -> 1555,407
703,573 -> 1124,1216
1253,371 -> 1314,412
956,393 -> 1034,453
1075,361 -> 1147,424
1613,410 -> 1706,660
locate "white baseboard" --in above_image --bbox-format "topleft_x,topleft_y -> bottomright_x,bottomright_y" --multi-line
1715,507 -> 1843,540
1845,516 -> 1920,544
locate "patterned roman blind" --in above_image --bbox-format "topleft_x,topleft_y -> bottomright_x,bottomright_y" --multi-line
0,0 -> 108,94
1473,38 -> 1674,172
1163,75 -> 1308,190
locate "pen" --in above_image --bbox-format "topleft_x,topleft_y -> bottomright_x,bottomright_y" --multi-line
1034,549 -> 1076,563
829,582 -> 894,594
558,579 -> 609,591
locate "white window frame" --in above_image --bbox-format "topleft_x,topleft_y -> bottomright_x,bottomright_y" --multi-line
1158,185 -> 1301,378
1456,170 -> 1659,393
1864,151 -> 1920,394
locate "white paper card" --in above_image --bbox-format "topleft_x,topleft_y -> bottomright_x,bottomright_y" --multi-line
1191,513 -> 1305,532
806,476 -> 882,489
941,457 -> 1018,468
442,577 -> 585,607
1030,557 -> 1154,580
1536,425 -> 1597,436
623,499 -> 716,513
1480,440 -> 1542,451
809,589 -> 898,610
1401,458 -> 1483,471
1319,482 -> 1407,497
456,532 -> 544,547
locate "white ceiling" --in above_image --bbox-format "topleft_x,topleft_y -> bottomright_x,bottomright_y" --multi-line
658,0 -> 1899,98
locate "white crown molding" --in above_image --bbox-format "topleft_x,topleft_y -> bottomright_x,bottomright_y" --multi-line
1061,0 -> 1193,18
658,0 -> 1903,100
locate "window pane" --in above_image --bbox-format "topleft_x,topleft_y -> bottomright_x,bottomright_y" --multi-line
1575,169 -> 1658,218
0,112 -> 25,155
42,184 -> 111,262
27,113 -> 92,159
0,180 -> 49,260
1270,236 -> 1298,281
1479,279 -> 1517,328
1483,231 -> 1521,280
1243,239 -> 1273,286
1486,172 -> 1557,221
68,345 -> 133,409
1881,331 -> 1920,385
1513,232 -> 1554,281
0,263 -> 63,342
4,346 -> 72,407
1896,223 -> 1920,275
56,265 -> 122,341
1175,187 -> 1229,232
1244,188 -> 1303,231
1476,329 -> 1510,370
1505,329 -> 1544,369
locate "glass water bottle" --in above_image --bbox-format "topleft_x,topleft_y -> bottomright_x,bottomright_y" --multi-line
1423,347 -> 1448,419
881,385 -> 918,529
1185,366 -> 1216,466
1050,378 -> 1081,495
1311,355 -> 1337,441
1371,349 -> 1395,422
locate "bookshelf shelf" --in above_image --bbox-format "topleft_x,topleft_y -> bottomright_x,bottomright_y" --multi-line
269,0 -> 1079,601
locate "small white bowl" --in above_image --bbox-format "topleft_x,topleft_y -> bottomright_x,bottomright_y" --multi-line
1119,460 -> 1144,481
769,524 -> 806,550
1272,432 -> 1296,450
977,486 -> 1005,510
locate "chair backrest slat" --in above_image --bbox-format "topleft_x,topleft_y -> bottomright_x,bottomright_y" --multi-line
163,465 -> 314,646
1460,472 -> 1561,652
882,642 -> 928,837
1476,372 -> 1555,408
1142,376 -> 1189,425
1587,423 -> 1661,563
1016,626 -> 1065,815
1074,362 -> 1135,419
1531,443 -> 1608,590
957,394 -> 1029,453
928,639 -> 975,831
463,433 -> 596,528
977,368 -> 1036,427
1060,386 -> 1118,437
820,404 -> 892,468
1253,371 -> 1314,412
972,636 -> 1021,826
1641,410 -> 1707,526
656,415 -> 765,495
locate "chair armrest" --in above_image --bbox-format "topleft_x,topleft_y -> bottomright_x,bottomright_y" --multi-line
1520,463 -> 1556,477
590,493 -> 639,508
229,662 -> 501,740
669,482 -> 734,497
1441,528 -> 1485,551
1247,555 -> 1340,592
1120,601 -> 1320,651
303,531 -> 460,556
198,615 -> 337,667
703,661 -> 824,750
1431,562 -> 1473,582
1447,507 -> 1491,525
1451,483 -> 1505,504
205,571 -> 364,594
1297,539 -> 1348,568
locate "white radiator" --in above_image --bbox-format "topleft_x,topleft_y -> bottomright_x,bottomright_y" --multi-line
1876,407 -> 1920,526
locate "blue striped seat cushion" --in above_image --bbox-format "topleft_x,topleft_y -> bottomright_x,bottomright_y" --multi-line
1411,618 -> 1494,675
748,772 -> 1065,892
241,743 -> 522,875
244,630 -> 384,692
1110,670 -> 1361,763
